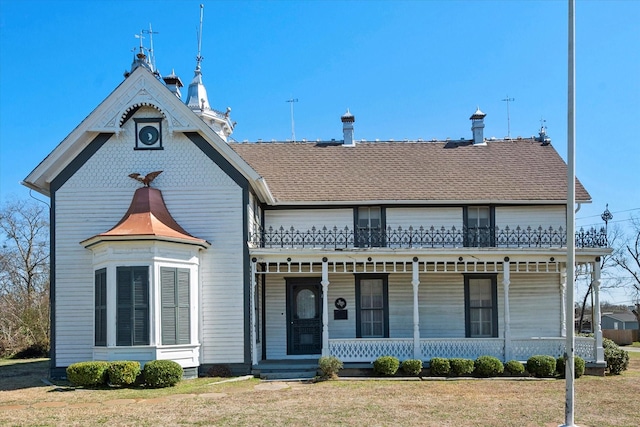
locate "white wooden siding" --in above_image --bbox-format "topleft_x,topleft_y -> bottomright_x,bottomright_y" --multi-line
386,207 -> 463,230
264,274 -> 289,359
495,206 -> 565,232
264,209 -> 352,232
419,274 -> 466,338
54,110 -> 246,367
508,273 -> 561,338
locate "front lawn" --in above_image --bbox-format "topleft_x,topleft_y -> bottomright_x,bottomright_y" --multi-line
1,356 -> 638,426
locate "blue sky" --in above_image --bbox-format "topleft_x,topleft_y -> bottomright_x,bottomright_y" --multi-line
1,0 -> 638,303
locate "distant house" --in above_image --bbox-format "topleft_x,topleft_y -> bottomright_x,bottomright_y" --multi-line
601,312 -> 639,330
23,43 -> 611,379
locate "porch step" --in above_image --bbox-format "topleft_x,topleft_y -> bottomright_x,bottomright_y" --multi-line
253,360 -> 319,380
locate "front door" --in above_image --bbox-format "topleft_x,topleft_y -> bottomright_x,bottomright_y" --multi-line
286,279 -> 322,355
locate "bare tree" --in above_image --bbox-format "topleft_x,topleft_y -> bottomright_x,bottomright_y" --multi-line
0,198 -> 50,356
611,215 -> 640,324
576,225 -> 624,332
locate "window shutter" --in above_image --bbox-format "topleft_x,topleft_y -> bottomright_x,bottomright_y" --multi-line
161,268 -> 177,345
161,267 -> 190,345
116,266 -> 149,346
132,267 -> 149,345
116,268 -> 132,346
94,269 -> 107,346
177,269 -> 190,344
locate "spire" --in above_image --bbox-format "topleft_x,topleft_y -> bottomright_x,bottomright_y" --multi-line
186,3 -> 209,110
184,4 -> 235,141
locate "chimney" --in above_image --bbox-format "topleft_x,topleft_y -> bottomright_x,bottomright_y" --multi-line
470,107 -> 486,145
163,70 -> 184,99
341,109 -> 355,146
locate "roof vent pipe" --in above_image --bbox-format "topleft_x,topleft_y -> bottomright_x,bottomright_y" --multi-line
470,107 -> 486,145
341,109 -> 355,146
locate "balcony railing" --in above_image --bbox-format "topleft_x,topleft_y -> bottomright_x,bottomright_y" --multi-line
250,224 -> 608,250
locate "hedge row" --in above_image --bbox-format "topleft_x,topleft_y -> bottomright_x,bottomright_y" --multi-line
66,360 -> 183,388
362,355 -> 588,378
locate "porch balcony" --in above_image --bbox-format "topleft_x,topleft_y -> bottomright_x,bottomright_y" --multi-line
250,225 -> 607,250
328,337 -> 597,363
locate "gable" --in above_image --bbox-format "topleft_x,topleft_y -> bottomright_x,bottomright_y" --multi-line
23,67 -> 262,198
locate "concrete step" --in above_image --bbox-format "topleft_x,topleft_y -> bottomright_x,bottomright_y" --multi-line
259,369 -> 318,380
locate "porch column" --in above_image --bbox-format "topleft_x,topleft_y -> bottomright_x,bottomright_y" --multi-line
321,258 -> 330,357
592,258 -> 605,363
502,258 -> 511,361
412,258 -> 421,360
250,258 -> 258,366
560,267 -> 567,337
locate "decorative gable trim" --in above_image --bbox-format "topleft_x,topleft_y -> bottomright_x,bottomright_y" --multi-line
90,71 -> 194,134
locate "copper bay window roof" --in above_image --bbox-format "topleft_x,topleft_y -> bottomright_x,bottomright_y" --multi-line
81,187 -> 209,249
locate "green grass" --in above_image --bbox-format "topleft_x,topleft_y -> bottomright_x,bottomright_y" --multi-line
1,357 -> 639,426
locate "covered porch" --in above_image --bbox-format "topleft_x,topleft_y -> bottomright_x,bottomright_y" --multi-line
249,251 -> 606,365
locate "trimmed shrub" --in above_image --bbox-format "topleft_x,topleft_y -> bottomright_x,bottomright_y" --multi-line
605,346 -> 629,375
602,337 -> 629,375
66,361 -> 109,387
206,364 -> 233,378
449,358 -> 474,376
143,360 -> 183,388
504,360 -> 525,376
474,356 -> 504,377
429,357 -> 450,377
373,356 -> 400,376
526,355 -> 556,378
556,356 -> 585,378
107,361 -> 141,386
318,356 -> 343,379
401,359 -> 423,376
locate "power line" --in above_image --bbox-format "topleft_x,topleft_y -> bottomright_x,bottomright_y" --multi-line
577,207 -> 640,220
576,217 -> 636,229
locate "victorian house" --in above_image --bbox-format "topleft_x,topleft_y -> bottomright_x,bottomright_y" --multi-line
23,43 -> 609,379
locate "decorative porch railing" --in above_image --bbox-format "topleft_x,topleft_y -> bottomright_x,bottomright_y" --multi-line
511,337 -> 596,362
250,225 -> 607,250
329,339 -> 414,361
421,338 -> 504,360
328,337 -> 597,362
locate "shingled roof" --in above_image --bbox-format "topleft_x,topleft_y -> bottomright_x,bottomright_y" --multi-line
231,139 -> 591,205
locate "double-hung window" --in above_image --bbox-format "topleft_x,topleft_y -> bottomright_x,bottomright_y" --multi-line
356,207 -> 383,247
116,266 -> 149,346
356,275 -> 389,338
464,275 -> 498,338
465,206 -> 493,247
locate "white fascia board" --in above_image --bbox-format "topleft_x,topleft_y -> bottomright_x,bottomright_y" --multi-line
253,177 -> 276,205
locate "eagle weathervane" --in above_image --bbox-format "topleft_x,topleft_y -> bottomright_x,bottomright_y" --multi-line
129,171 -> 163,187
